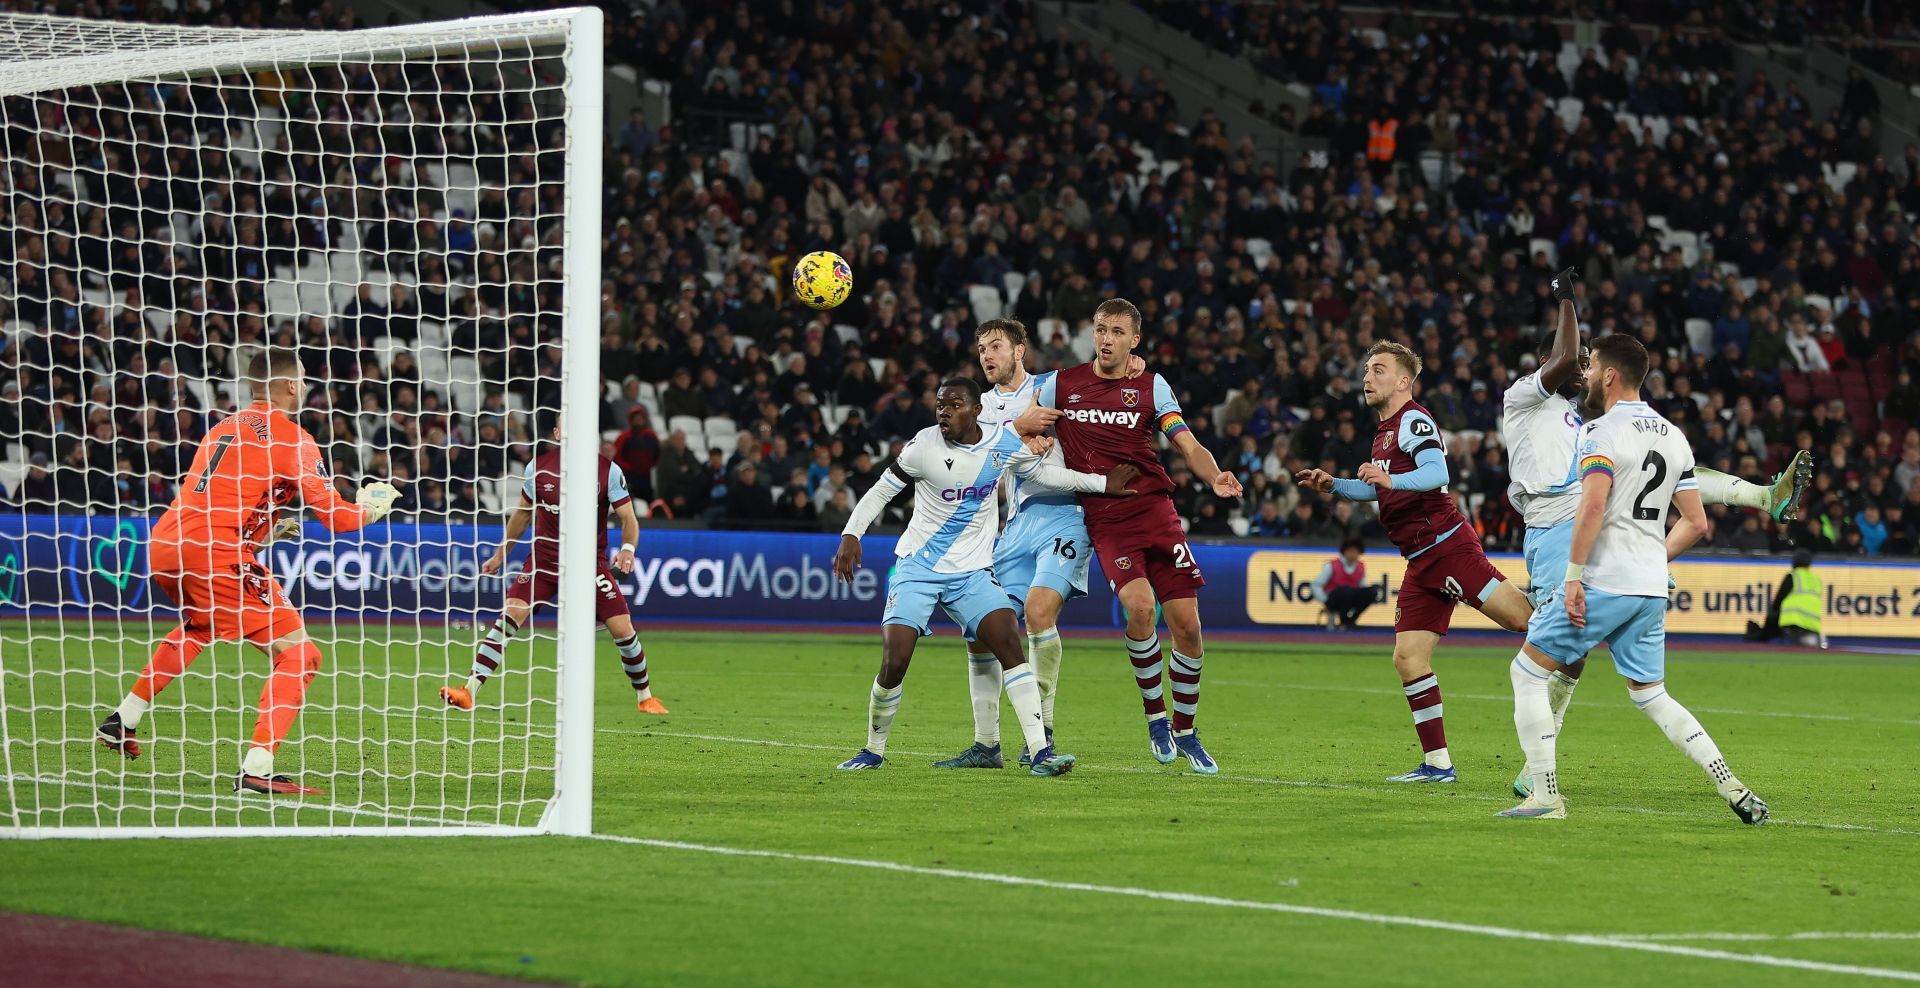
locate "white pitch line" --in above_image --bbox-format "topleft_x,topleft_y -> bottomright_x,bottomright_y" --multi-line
1603,932 -> 1920,943
1205,678 -> 1920,728
602,727 -> 1920,838
582,832 -> 1920,982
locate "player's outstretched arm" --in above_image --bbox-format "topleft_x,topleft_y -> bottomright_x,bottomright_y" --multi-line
1171,431 -> 1243,498
1539,267 -> 1582,393
482,498 -> 536,575
287,431 -> 376,532
1017,452 -> 1141,496
836,456 -> 914,582
1295,468 -> 1378,502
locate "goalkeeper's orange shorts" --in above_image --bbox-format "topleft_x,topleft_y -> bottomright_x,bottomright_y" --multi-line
150,562 -> 304,647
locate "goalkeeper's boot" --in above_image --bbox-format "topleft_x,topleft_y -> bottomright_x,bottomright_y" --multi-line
439,686 -> 474,710
1513,770 -> 1535,800
1497,794 -> 1567,819
1729,787 -> 1770,826
1147,717 -> 1177,765
95,712 -> 141,760
1388,762 -> 1458,784
235,773 -> 325,795
836,749 -> 885,770
933,742 -> 1004,769
1768,450 -> 1813,522
1173,730 -> 1220,775
1016,727 -> 1055,767
1027,746 -> 1076,777
636,696 -> 670,715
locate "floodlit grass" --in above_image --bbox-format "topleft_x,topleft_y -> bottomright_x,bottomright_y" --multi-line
4,623 -> 1918,984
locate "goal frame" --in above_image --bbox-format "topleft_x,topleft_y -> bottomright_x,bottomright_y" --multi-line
0,6 -> 604,840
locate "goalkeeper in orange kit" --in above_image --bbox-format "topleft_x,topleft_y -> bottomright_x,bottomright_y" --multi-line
96,350 -> 402,795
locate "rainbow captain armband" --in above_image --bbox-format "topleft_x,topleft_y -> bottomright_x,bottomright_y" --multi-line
1158,410 -> 1189,440
1579,453 -> 1614,480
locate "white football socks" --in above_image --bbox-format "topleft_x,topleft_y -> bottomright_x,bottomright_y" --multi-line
240,745 -> 275,778
1693,467 -> 1768,512
966,647 -> 1001,746
1630,684 -> 1743,799
115,694 -> 150,731
1547,668 -> 1580,732
1002,662 -> 1050,756
1510,655 -> 1560,802
866,679 -> 903,756
1028,628 -> 1063,730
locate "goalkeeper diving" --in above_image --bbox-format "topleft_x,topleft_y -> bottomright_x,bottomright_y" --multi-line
96,351 -> 402,795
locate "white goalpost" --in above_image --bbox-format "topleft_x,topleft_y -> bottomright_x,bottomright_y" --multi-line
0,8 -> 602,837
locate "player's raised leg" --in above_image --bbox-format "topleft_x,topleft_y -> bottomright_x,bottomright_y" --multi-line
933,639 -> 1005,768
1116,577 -> 1178,765
1695,450 -> 1812,522
237,626 -> 328,795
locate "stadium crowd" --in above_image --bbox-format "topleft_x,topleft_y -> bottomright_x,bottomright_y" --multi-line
3,0 -> 1920,559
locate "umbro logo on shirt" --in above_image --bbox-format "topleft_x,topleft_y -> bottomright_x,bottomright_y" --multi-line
1067,394 -> 1082,403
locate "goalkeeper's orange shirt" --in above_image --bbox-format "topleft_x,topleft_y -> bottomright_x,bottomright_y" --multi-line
149,402 -> 367,572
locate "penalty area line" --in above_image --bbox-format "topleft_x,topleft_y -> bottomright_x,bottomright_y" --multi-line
582,832 -> 1920,982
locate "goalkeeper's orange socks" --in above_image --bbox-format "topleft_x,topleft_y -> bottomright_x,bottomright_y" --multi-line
116,625 -> 212,730
464,614 -> 523,697
244,640 -> 324,774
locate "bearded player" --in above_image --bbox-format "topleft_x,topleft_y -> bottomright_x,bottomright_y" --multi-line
1016,299 -> 1242,774
95,350 -> 402,795
1296,341 -> 1533,784
439,421 -> 667,716
1502,268 -> 1812,799
935,319 -> 1144,770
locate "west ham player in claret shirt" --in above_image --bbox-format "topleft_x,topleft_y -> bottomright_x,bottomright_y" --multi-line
1296,342 -> 1533,785
1016,299 -> 1243,775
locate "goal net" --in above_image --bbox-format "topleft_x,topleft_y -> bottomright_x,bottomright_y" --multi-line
0,9 -> 604,837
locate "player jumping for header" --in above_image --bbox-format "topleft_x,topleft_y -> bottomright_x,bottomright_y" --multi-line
1501,334 -> 1767,823
1296,341 -> 1534,784
1015,299 -> 1243,775
1502,268 -> 1811,799
440,421 -> 666,715
833,378 -> 1139,775
96,350 -> 402,795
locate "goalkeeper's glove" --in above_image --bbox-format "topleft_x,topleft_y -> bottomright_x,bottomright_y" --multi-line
1550,266 -> 1580,303
357,481 -> 402,524
1551,264 -> 1582,303
265,517 -> 303,545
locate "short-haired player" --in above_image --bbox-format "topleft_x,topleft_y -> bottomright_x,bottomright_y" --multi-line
1500,334 -> 1768,823
1296,341 -> 1532,784
1016,299 -> 1243,774
833,379 -> 1139,775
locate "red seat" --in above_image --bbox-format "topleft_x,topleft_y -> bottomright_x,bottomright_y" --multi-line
1781,371 -> 1811,407
1809,373 -> 1842,401
1884,417 -> 1911,442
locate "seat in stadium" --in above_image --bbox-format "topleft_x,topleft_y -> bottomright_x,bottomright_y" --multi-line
635,380 -> 658,404
1246,237 -> 1274,271
1555,97 -> 1584,133
703,416 -> 738,444
667,415 -> 704,442
1824,161 -> 1858,194
1070,326 -> 1096,363
1802,293 -> 1831,315
1003,271 -> 1026,302
1683,319 -> 1714,356
1035,317 -> 1070,347
734,335 -> 755,357
1808,373 -> 1841,401
832,323 -> 860,348
968,284 -> 1004,324
1528,238 -> 1558,265
1780,370 -> 1811,408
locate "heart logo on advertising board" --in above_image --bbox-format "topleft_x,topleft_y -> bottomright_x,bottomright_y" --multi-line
91,521 -> 141,590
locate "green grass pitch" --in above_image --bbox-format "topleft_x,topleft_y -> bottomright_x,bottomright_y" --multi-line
3,621 -> 1919,985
